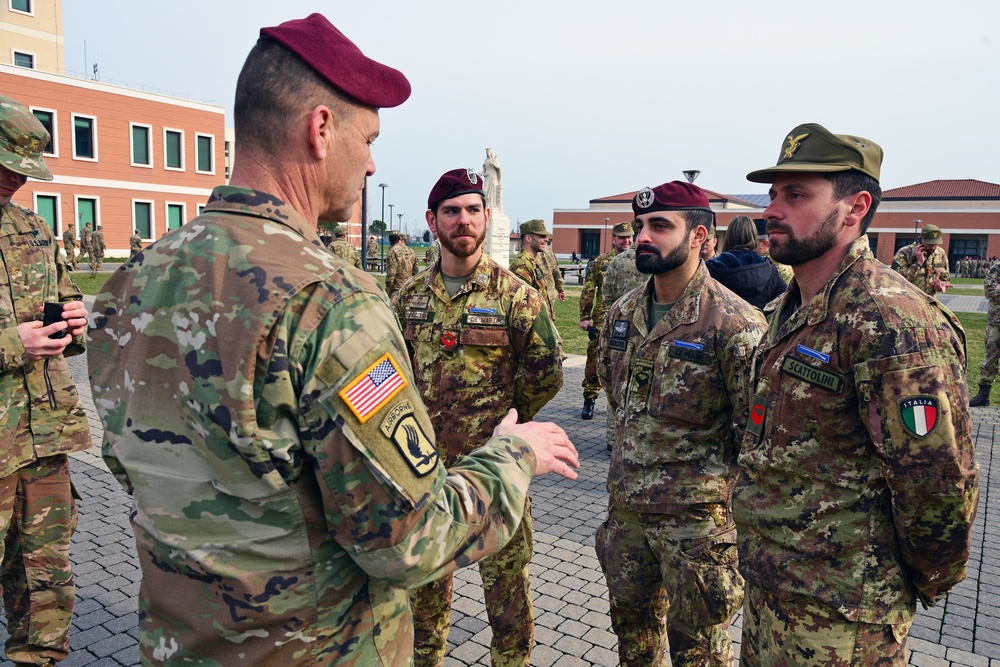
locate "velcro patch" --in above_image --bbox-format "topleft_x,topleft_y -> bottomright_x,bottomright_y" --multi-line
899,396 -> 939,437
609,319 -> 630,351
464,314 -> 505,326
405,309 -> 433,322
668,344 -> 712,365
780,356 -> 843,392
408,295 -> 430,309
747,394 -> 767,438
339,353 -> 408,423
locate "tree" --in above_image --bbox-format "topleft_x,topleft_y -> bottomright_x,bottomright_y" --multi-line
423,230 -> 431,242
370,219 -> 386,235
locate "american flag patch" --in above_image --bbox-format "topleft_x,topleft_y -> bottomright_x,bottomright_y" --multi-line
339,353 -> 408,423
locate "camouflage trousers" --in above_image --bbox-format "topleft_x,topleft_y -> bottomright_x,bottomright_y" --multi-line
64,246 -> 77,271
411,498 -> 534,667
740,585 -> 912,666
89,252 -> 103,272
595,504 -> 743,667
0,455 -> 77,665
979,324 -> 1000,385
582,337 -> 601,399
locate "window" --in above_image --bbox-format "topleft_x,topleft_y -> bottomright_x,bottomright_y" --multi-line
130,123 -> 152,167
164,129 -> 183,170
197,204 -> 206,216
35,194 -> 58,234
72,115 -> 97,160
195,134 -> 213,174
76,197 -> 97,235
30,108 -> 56,155
10,0 -> 32,15
166,203 -> 184,232
12,51 -> 34,69
134,201 -> 153,238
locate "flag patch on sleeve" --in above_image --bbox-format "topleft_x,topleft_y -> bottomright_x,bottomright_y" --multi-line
339,353 -> 408,423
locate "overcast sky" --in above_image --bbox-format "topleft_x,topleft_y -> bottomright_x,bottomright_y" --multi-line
63,1 -> 999,231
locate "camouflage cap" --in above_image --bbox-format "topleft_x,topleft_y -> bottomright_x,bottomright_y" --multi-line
0,94 -> 53,181
612,221 -> 634,237
921,224 -> 943,245
520,219 -> 549,236
333,225 -> 347,237
747,122 -> 882,184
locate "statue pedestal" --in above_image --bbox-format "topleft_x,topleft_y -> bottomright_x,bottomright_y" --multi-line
484,208 -> 511,270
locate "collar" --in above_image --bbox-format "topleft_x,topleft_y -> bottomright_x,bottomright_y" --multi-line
203,185 -> 323,247
426,249 -> 494,301
627,261 -> 707,338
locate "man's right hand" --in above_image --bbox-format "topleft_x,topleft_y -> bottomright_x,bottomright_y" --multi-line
17,320 -> 73,361
579,319 -> 591,331
914,244 -> 928,264
493,409 -> 579,480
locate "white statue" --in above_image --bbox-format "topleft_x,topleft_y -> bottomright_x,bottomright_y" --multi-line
483,148 -> 503,210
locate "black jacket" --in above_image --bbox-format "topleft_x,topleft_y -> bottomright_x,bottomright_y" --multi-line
706,249 -> 786,309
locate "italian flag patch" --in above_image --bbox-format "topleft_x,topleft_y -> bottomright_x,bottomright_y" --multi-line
899,397 -> 939,437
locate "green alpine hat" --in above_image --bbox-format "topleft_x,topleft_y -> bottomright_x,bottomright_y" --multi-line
746,122 -> 882,184
921,224 -> 943,245
612,221 -> 634,237
0,94 -> 53,181
520,219 -> 550,236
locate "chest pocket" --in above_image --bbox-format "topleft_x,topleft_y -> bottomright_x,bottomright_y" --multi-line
643,346 -> 728,429
403,321 -> 436,344
459,326 -> 512,387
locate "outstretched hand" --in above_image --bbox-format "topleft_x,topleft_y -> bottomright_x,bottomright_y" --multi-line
494,409 -> 579,480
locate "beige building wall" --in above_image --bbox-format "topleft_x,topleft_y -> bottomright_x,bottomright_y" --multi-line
0,0 -> 65,74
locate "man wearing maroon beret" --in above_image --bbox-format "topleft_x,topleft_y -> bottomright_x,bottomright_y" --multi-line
393,168 -> 563,667
596,181 -> 766,666
88,14 -> 580,667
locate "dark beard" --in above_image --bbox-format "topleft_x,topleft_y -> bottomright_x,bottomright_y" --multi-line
439,226 -> 485,258
635,242 -> 689,275
768,209 -> 839,266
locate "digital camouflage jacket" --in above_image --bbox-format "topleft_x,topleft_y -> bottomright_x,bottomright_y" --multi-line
891,243 -> 950,296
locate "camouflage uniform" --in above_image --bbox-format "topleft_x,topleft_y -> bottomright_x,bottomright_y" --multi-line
539,247 -> 564,314
129,233 -> 142,258
367,236 -> 380,267
596,262 -> 766,667
891,242 -> 950,296
62,226 -> 77,270
508,251 -> 550,317
602,247 -> 647,311
385,242 -> 418,299
734,236 -> 979,666
765,252 -> 793,285
977,261 -> 1000,386
89,228 -> 105,271
579,249 -> 618,400
0,201 -> 91,665
425,239 -> 441,268
393,251 -> 562,667
79,224 -> 91,258
328,238 -> 362,269
88,186 -> 541,667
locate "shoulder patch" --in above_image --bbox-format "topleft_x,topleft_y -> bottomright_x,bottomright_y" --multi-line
899,396 -> 939,437
339,353 -> 408,423
385,409 -> 437,477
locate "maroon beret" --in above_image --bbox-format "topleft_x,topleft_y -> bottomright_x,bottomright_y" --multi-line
427,168 -> 485,210
632,181 -> 712,216
260,13 -> 411,108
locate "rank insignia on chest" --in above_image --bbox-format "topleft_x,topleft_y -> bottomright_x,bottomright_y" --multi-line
408,295 -> 430,309
899,397 -> 939,437
441,331 -> 459,352
746,394 -> 767,438
535,268 -> 544,282
609,319 -> 630,351
475,274 -> 489,286
632,362 -> 653,394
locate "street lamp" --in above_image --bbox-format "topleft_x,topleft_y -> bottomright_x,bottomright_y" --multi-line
378,183 -> 388,270
604,217 -> 609,254
914,218 -> 922,242
682,170 -> 700,183
388,204 -> 395,237
397,213 -> 403,237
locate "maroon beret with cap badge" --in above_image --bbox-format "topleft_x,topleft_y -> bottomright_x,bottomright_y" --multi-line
632,181 -> 712,216
427,168 -> 485,210
260,13 -> 411,108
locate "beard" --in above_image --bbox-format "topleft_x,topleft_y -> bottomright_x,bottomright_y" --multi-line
439,224 -> 486,258
767,208 -> 840,266
635,241 -> 689,275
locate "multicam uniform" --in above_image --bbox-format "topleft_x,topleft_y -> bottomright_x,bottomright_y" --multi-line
328,238 -> 362,268
393,251 -> 562,667
79,225 -> 91,258
89,228 -> 105,271
978,260 -> 1000,387
88,186 -> 541,667
63,226 -> 78,270
129,233 -> 143,258
509,251 -> 550,317
734,236 -> 979,666
596,262 -> 766,667
891,242 -> 950,296
602,247 -> 646,311
0,202 -> 91,665
580,248 -> 618,400
385,242 -> 418,299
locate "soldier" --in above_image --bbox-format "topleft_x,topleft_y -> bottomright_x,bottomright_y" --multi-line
509,219 -> 554,317
699,219 -> 717,260
86,15 -> 578,666
63,223 -> 78,270
79,221 -> 92,259
395,168 -> 563,667
971,258 -> 1000,406
596,181 -> 766,666
754,217 -> 793,284
385,229 -> 418,299
734,123 -> 978,666
425,235 -> 441,267
129,229 -> 143,257
366,234 -> 379,269
602,244 -> 646,309
540,237 -> 566,313
579,221 -> 633,420
891,224 -> 952,296
327,225 -> 362,268
0,94 -> 92,666
88,224 -> 105,274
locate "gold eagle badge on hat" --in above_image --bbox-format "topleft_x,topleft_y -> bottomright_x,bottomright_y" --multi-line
783,133 -> 810,159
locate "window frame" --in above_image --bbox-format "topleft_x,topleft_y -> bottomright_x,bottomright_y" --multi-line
33,192 -> 60,236
74,195 -> 101,236
129,122 -> 153,168
11,49 -> 35,69
9,0 -> 33,16
194,133 -> 214,175
71,113 -> 98,161
163,127 -> 184,171
133,199 -> 156,240
29,106 -> 57,157
165,202 -> 186,234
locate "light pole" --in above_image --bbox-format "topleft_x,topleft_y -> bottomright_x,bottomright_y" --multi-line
682,170 -> 700,183
388,204 -> 395,237
397,213 -> 403,237
914,218 -> 922,242
604,217 -> 609,254
378,183 -> 388,270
